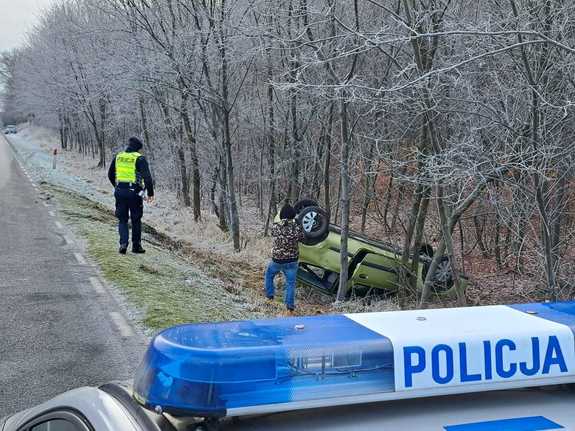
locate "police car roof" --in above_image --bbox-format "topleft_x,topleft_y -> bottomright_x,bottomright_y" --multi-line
134,301 -> 575,417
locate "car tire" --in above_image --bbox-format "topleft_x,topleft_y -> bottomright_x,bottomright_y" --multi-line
301,230 -> 329,246
297,206 -> 330,239
433,256 -> 454,288
294,198 -> 320,215
422,256 -> 454,291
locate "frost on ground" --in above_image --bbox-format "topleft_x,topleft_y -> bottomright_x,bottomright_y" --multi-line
8,125 -> 398,330
48,185 -> 271,331
9,126 -> 270,265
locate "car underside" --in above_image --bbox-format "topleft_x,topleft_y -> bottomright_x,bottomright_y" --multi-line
292,201 -> 459,297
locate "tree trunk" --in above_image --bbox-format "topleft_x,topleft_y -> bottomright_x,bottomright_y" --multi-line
138,97 -> 156,179
58,113 -> 66,150
97,98 -> 107,168
177,145 -> 191,207
336,97 -> 352,302
409,187 -> 431,293
360,140 -> 377,233
264,39 -> 277,236
551,171 -> 568,279
382,169 -> 394,231
473,201 -> 489,257
323,103 -> 335,212
436,186 -> 466,306
287,0 -> 301,203
419,180 -> 491,306
181,104 -> 202,221
219,4 -> 241,251
217,156 -> 229,232
494,209 -> 503,270
391,180 -> 407,234
398,184 -> 424,305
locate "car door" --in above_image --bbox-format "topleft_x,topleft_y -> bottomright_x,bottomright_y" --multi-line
19,411 -> 91,431
349,250 -> 400,292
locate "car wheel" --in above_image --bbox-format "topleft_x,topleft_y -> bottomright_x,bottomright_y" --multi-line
419,244 -> 451,289
297,206 -> 330,239
434,256 -> 453,286
422,256 -> 454,291
294,199 -> 320,215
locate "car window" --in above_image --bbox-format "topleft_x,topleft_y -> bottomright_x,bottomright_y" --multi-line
30,419 -> 82,431
20,411 -> 91,431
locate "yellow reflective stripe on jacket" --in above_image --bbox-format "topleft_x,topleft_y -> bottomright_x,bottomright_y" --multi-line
115,151 -> 141,184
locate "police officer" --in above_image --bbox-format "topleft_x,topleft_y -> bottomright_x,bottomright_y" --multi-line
108,137 -> 154,254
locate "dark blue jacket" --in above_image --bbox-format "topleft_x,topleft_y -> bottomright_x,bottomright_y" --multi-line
107,142 -> 154,197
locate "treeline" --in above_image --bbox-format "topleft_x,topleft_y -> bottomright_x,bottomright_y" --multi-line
3,0 -> 575,306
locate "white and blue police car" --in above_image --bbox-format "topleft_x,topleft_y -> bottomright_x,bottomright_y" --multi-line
4,301 -> 575,430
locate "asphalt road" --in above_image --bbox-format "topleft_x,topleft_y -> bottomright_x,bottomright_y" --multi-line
0,136 -> 146,416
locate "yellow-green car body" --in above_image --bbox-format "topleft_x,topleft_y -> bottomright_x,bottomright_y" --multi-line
298,226 -> 458,296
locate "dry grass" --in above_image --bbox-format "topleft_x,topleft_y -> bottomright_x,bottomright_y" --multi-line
45,183 -> 395,334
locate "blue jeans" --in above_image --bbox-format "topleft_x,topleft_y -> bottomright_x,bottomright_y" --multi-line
265,261 -> 298,310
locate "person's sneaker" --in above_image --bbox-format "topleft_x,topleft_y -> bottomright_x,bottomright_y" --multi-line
119,244 -> 128,255
132,245 -> 146,254
266,296 -> 274,301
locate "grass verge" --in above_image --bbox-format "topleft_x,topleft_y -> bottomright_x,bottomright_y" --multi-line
46,185 -> 267,331
43,183 -> 400,334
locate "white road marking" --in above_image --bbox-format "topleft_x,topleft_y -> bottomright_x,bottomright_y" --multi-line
43,202 -> 49,207
64,234 -> 74,245
55,221 -> 63,229
90,277 -> 106,295
49,211 -> 55,217
74,253 -> 87,265
109,312 -> 134,337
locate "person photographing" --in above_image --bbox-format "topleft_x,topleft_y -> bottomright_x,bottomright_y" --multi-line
265,203 -> 304,313
108,137 -> 154,254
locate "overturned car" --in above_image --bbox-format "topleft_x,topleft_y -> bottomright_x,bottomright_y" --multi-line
291,200 -> 457,297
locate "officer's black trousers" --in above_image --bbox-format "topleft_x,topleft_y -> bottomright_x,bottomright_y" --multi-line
114,187 -> 143,247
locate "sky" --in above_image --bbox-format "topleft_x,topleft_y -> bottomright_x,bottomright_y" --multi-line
0,0 -> 57,52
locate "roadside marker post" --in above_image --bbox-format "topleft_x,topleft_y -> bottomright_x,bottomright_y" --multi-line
52,148 -> 57,169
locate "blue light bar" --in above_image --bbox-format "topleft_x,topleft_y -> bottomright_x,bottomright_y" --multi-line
134,302 -> 575,418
